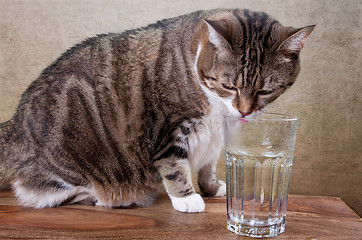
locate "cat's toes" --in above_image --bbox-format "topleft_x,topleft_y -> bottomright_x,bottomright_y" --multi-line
168,193 -> 205,213
214,180 -> 226,197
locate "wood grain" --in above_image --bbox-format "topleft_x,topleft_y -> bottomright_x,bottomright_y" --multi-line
0,205 -> 156,230
0,190 -> 361,239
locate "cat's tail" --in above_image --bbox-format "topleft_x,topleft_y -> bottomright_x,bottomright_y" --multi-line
0,119 -> 13,190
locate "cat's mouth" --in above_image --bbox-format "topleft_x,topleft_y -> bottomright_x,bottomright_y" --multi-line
239,117 -> 248,122
238,108 -> 264,122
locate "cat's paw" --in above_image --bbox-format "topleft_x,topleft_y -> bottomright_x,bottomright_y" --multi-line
214,180 -> 226,197
168,193 -> 205,213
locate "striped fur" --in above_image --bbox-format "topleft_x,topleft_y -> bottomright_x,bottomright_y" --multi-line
0,9 -> 313,212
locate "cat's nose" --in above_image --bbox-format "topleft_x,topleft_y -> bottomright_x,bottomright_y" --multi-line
239,110 -> 251,116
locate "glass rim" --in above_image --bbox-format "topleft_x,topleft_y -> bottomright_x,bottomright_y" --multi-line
224,112 -> 298,122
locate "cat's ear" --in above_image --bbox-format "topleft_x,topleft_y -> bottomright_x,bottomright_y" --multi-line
204,19 -> 232,50
278,25 -> 315,53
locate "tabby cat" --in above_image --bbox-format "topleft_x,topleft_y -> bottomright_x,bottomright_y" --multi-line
0,9 -> 314,212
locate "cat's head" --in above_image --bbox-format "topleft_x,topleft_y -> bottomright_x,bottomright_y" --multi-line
196,10 -> 314,120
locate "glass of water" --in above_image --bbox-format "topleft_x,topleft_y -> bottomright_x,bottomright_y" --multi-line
224,113 -> 298,238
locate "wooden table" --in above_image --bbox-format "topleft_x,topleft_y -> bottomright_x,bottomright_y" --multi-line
0,190 -> 361,239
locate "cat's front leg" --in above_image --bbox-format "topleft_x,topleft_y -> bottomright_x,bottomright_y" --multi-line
198,159 -> 226,197
153,150 -> 205,213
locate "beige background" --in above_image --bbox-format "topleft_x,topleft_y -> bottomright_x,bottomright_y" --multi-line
0,0 -> 361,216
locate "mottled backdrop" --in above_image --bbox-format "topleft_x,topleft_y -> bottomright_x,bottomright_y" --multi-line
0,0 -> 361,216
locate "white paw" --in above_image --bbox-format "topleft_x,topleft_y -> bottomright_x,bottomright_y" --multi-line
168,193 -> 205,213
214,180 -> 226,197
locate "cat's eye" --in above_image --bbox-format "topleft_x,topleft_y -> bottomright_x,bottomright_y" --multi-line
222,83 -> 236,90
257,90 -> 273,96
201,71 -> 217,81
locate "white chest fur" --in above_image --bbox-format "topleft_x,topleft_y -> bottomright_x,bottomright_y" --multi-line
187,92 -> 238,172
187,106 -> 224,172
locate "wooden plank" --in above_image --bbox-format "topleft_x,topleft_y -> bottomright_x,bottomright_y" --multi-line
287,195 -> 360,219
0,205 -> 157,230
0,191 -> 361,239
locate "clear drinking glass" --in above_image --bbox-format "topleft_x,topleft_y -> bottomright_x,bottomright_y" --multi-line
224,113 -> 298,238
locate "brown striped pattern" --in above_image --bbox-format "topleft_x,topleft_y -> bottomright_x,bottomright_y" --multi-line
0,9 -> 313,207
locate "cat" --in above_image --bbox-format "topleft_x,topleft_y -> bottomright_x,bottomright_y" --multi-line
0,9 -> 314,212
